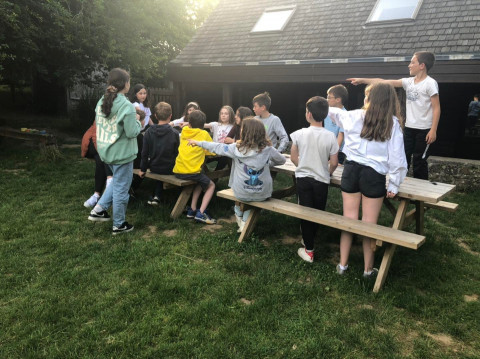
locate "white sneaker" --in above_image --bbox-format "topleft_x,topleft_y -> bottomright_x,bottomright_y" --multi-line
237,220 -> 246,233
336,264 -> 348,275
297,248 -> 314,263
84,194 -> 99,208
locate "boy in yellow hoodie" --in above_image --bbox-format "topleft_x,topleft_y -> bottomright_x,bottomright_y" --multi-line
173,110 -> 216,224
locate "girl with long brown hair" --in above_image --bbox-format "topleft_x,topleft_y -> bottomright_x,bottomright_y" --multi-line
328,82 -> 407,278
187,117 -> 286,232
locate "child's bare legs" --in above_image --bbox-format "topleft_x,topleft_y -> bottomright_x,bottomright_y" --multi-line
190,180 -> 215,213
190,184 -> 203,211
199,180 -> 215,213
360,195 -> 383,272
339,192 -> 361,267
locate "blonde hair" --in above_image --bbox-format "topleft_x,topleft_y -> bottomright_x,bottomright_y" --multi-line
236,117 -> 271,153
219,105 -> 235,124
361,83 -> 402,142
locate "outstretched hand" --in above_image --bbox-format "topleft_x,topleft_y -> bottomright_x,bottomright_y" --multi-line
347,78 -> 363,85
187,139 -> 199,147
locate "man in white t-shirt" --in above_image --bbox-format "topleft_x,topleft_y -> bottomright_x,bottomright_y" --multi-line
348,51 -> 441,179
290,96 -> 339,263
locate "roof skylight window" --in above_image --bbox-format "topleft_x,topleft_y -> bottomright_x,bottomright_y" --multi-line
367,0 -> 423,24
251,6 -> 295,33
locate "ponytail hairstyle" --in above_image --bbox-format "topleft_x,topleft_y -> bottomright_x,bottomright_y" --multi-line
237,117 -> 271,154
131,83 -> 149,107
361,83 -> 402,142
101,68 -> 130,117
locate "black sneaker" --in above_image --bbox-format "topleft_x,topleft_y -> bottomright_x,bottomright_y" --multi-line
112,222 -> 134,235
148,196 -> 160,206
88,209 -> 111,222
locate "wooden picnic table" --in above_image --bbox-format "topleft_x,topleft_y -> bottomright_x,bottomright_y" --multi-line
269,156 -> 456,292
133,156 -> 230,219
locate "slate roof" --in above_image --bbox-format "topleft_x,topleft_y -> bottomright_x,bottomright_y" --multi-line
171,0 -> 480,66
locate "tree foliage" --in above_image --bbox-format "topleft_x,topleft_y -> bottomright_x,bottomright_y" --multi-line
0,0 -> 218,90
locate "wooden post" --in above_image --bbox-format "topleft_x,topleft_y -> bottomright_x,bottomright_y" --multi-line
415,201 -> 425,235
373,199 -> 410,293
170,185 -> 194,219
222,84 -> 232,106
238,207 -> 260,243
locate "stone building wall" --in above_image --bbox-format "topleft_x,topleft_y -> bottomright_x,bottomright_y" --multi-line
428,156 -> 480,192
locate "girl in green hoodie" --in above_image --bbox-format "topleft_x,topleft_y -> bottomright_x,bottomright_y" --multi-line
88,68 -> 142,235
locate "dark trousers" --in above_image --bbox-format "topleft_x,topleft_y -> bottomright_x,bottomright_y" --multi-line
87,140 -> 112,193
296,177 -> 329,251
404,127 -> 430,180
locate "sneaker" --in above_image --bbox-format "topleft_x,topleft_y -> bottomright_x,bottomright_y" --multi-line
148,196 -> 160,206
186,207 -> 197,219
237,220 -> 246,233
363,268 -> 379,279
336,264 -> 348,275
194,210 -> 217,224
88,209 -> 111,222
84,194 -> 99,208
112,222 -> 134,235
297,248 -> 314,263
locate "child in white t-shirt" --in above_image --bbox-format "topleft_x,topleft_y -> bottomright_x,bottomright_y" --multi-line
290,96 -> 339,263
204,105 -> 235,170
348,51 -> 440,180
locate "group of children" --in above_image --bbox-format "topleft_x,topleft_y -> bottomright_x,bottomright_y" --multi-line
85,50 -> 440,278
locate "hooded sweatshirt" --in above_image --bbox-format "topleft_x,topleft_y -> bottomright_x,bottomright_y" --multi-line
140,124 -> 180,174
197,141 -> 286,201
95,93 -> 141,164
173,127 -> 215,174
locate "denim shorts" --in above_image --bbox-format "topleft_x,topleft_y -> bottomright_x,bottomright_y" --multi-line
340,160 -> 386,198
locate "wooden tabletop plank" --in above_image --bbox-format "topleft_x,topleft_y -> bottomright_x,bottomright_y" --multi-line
272,158 -> 455,203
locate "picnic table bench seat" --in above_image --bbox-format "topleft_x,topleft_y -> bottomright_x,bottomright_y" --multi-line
133,168 -> 230,218
217,188 -> 425,249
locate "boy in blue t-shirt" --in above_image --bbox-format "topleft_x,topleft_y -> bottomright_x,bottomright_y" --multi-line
325,84 -> 348,164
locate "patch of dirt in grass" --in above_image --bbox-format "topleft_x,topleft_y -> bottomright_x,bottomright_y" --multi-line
60,144 -> 81,149
201,224 -> 224,232
398,330 -> 419,357
298,276 -> 312,284
162,229 -> 177,237
280,235 -> 302,245
457,238 -> 479,256
142,226 -> 158,240
425,332 -> 455,347
218,215 -> 236,224
464,294 -> 478,302
240,298 -> 255,305
358,304 -> 374,310
261,240 -> 272,247
2,168 -> 27,175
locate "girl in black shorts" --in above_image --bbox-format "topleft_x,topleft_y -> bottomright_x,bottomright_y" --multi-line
328,83 -> 408,278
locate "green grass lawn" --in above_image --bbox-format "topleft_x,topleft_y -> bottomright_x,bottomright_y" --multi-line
1,143 -> 479,358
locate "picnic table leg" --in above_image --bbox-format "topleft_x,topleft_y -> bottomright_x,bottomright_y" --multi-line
238,207 -> 260,243
415,201 -> 425,235
170,185 -> 195,219
373,199 -> 410,293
